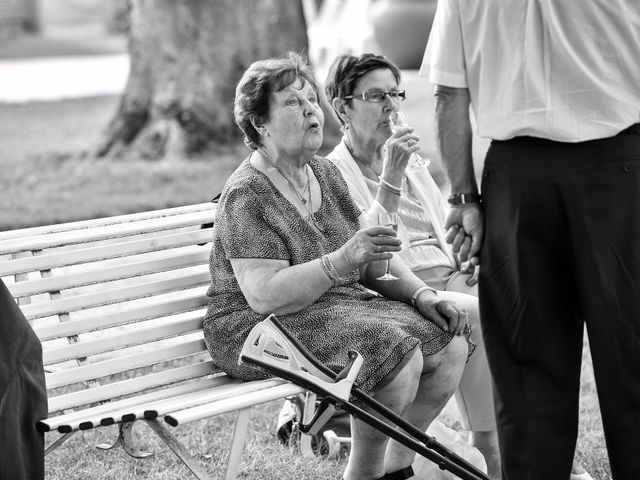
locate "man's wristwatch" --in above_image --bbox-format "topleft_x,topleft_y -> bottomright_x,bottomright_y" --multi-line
447,193 -> 482,206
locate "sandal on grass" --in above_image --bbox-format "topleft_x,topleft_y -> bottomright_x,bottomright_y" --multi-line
341,465 -> 414,480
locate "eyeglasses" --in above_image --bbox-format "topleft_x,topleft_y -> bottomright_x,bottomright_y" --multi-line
343,89 -> 406,103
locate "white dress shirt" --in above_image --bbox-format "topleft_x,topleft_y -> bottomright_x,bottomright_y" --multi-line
420,0 -> 640,142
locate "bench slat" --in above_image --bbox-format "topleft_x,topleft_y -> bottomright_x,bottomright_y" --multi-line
103,380 -> 281,428
7,249 -> 211,298
20,269 -> 210,320
0,210 -> 215,255
0,203 -> 215,241
42,373 -> 232,433
46,338 -> 206,389
164,383 -> 305,427
44,316 -> 203,364
141,379 -> 287,420
0,229 -> 212,277
35,295 -> 208,341
49,360 -> 218,413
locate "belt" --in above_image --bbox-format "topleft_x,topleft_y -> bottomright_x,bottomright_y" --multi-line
497,123 -> 640,146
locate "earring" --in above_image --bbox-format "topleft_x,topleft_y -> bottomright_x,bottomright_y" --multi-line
344,119 -> 350,130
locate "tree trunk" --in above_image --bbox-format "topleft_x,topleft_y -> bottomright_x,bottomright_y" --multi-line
98,0 -> 340,160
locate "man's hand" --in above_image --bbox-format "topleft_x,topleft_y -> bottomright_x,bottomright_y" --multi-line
460,260 -> 479,286
444,204 -> 484,264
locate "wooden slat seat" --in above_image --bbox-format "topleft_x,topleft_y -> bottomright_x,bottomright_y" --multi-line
42,372 -> 232,433
6,249 -> 210,298
48,361 -> 219,413
35,293 -> 209,341
0,230 -> 212,278
1,203 -> 306,480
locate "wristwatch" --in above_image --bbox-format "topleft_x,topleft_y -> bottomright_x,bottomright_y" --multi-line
447,193 -> 482,206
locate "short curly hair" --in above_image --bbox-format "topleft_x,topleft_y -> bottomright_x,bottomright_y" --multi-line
234,52 -> 320,150
324,53 -> 401,126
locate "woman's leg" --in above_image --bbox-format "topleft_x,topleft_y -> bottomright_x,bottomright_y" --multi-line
344,336 -> 467,480
343,347 -> 424,480
383,335 -> 468,475
439,278 -> 502,479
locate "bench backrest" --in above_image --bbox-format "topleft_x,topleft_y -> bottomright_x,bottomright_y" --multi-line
0,203 -> 219,419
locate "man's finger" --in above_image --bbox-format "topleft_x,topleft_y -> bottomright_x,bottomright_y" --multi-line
445,224 -> 460,243
469,232 -> 483,259
451,229 -> 467,253
458,235 -> 472,262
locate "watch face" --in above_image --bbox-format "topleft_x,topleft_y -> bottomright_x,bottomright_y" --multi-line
448,194 -> 463,205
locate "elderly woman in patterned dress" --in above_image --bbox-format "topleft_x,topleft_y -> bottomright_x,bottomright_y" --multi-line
203,52 -> 474,480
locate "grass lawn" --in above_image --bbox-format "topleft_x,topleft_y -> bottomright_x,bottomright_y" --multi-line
1,87 -> 610,479
0,95 -> 245,231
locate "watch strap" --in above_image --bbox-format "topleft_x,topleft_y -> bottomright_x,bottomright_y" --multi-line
448,193 -> 482,205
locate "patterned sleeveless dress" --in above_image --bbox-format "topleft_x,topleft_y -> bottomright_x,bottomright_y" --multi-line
203,156 -> 472,393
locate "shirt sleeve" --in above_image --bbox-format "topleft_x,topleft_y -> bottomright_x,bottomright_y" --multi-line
419,0 -> 467,88
215,185 -> 290,260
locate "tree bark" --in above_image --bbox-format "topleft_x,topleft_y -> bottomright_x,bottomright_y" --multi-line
98,0 -> 340,160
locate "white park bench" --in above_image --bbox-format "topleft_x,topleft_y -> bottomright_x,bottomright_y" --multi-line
0,202 -> 307,480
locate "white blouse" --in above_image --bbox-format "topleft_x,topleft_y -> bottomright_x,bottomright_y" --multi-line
327,138 -> 456,271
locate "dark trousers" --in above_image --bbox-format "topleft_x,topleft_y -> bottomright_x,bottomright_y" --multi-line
479,129 -> 640,480
0,279 -> 47,480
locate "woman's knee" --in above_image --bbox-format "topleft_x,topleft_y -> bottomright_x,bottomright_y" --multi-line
373,347 -> 423,411
423,335 -> 468,378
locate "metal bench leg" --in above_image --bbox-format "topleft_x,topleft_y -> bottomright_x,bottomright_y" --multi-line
300,391 -> 317,458
143,419 -> 213,480
224,407 -> 251,480
96,421 -> 153,459
45,431 -> 76,456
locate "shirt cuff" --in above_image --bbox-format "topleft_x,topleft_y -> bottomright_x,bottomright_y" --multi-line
427,68 -> 468,88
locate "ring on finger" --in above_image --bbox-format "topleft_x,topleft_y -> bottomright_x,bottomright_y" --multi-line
375,245 -> 382,253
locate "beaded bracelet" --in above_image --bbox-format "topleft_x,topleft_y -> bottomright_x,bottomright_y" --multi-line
379,177 -> 403,195
410,285 -> 438,307
320,255 -> 342,285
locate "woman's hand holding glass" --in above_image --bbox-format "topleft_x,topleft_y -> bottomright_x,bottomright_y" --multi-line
374,212 -> 399,280
388,111 -> 425,167
336,221 -> 402,275
383,114 -> 420,176
389,111 -> 424,165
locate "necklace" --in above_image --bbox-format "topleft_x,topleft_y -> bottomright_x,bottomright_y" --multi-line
259,150 -> 324,233
344,138 -> 382,179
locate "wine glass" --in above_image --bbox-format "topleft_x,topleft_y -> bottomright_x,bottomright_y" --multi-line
389,111 -> 426,166
377,212 -> 399,281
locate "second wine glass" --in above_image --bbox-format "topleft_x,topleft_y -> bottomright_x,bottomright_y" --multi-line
389,111 -> 426,166
377,212 -> 398,281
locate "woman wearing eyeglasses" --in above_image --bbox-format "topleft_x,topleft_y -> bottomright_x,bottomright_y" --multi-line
324,53 -> 502,479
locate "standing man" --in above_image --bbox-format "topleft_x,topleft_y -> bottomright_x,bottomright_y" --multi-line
420,1 -> 640,479
0,279 -> 47,479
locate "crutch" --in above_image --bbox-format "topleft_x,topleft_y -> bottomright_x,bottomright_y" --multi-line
239,315 -> 490,480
